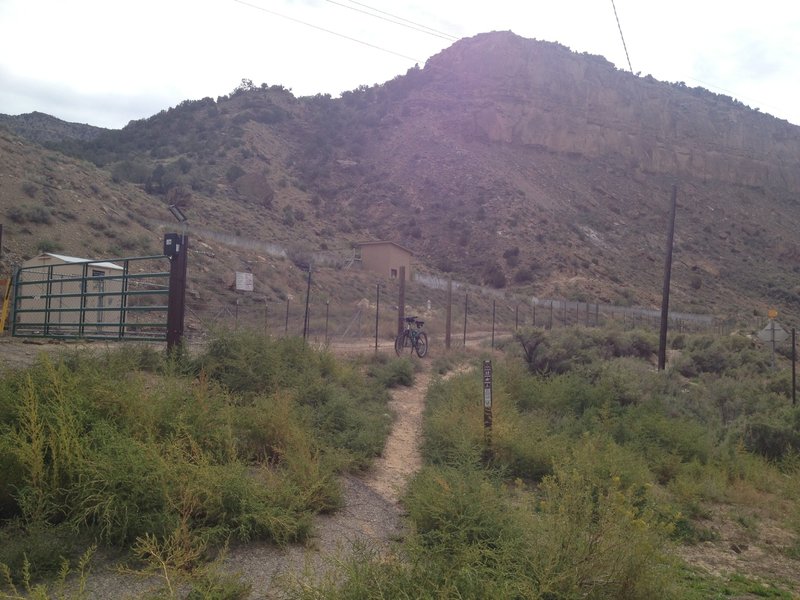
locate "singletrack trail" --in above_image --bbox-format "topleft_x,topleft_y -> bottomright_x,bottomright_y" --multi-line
223,360 -> 441,598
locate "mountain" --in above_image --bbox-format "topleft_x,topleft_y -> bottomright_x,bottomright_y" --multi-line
2,31 -> 800,323
0,111 -> 106,145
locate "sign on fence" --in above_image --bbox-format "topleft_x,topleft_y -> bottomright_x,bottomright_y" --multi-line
235,272 -> 254,292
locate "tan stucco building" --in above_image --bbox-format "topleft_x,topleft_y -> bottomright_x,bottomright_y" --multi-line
354,241 -> 413,279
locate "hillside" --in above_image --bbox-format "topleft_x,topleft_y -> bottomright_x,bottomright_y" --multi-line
2,31 -> 800,323
0,111 -> 105,145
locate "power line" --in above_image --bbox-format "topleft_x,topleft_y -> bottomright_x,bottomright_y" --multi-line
334,0 -> 457,41
609,0 -> 633,73
232,0 -> 422,64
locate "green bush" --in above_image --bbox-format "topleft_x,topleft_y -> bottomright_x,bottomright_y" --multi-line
301,461 -> 673,599
0,334 -> 394,579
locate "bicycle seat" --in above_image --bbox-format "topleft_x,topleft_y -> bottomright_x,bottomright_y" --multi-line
404,316 -> 417,322
415,320 -> 424,328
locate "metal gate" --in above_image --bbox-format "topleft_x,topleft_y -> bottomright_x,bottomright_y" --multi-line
11,254 -> 172,341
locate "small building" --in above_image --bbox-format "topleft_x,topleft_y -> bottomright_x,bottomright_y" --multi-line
15,253 -> 124,334
353,241 -> 413,279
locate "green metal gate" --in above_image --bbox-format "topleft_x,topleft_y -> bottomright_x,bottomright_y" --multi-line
12,254 -> 172,341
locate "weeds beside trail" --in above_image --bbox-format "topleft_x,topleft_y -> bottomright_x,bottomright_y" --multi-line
0,332 -> 411,598
292,326 -> 800,599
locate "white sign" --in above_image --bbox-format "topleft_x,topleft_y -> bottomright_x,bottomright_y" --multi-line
757,321 -> 789,344
235,272 -> 254,292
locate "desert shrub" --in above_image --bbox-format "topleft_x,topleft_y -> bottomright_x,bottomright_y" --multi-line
21,182 -> 38,198
35,239 -> 63,253
613,403 -> 712,483
225,165 -> 245,183
302,461 -> 673,599
364,355 -> 414,388
742,412 -> 800,460
514,326 -> 656,376
195,331 -> 392,469
8,206 -> 52,225
676,334 -> 769,377
0,334 -> 393,579
110,159 -> 151,184
512,267 -> 534,284
421,373 -> 484,468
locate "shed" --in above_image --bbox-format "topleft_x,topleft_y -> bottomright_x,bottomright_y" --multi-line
353,241 -> 413,279
16,253 -> 124,333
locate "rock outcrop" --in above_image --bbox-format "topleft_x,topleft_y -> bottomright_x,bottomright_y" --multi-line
423,32 -> 800,192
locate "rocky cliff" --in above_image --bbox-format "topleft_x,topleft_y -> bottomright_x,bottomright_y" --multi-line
422,32 -> 800,192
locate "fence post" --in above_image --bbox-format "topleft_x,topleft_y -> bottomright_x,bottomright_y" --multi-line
398,266 -> 406,337
793,328 -> 796,406
445,277 -> 452,350
375,283 -> 380,353
549,300 -> 553,329
284,297 -> 289,336
325,300 -> 330,345
302,268 -> 312,342
264,300 -> 268,337
234,299 -> 239,331
491,300 -> 496,350
463,293 -> 468,348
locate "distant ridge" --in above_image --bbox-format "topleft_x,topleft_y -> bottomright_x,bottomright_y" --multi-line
0,111 -> 107,145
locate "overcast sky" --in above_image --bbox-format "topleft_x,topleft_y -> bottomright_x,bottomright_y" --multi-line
0,0 -> 798,129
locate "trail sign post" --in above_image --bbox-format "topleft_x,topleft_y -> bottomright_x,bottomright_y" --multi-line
165,233 -> 188,353
483,360 -> 493,459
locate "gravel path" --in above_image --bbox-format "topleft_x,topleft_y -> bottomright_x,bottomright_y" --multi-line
224,367 -> 433,598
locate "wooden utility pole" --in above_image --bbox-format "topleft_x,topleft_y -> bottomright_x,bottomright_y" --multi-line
658,185 -> 678,371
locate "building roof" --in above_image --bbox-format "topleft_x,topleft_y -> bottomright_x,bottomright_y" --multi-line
31,253 -> 125,271
355,240 -> 413,255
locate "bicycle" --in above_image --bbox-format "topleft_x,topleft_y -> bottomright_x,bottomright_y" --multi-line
395,316 -> 428,358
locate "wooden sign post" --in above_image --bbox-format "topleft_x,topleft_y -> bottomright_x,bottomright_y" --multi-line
483,360 -> 493,459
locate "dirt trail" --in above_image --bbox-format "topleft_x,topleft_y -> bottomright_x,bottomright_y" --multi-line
222,363 -> 438,598
364,368 -> 431,503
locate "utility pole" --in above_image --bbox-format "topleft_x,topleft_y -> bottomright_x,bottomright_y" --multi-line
658,185 -> 678,371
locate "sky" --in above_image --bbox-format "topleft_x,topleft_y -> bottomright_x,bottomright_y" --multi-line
0,0 -> 798,129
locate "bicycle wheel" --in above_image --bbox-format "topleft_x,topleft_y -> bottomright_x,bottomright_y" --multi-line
395,331 -> 407,356
415,332 -> 428,358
